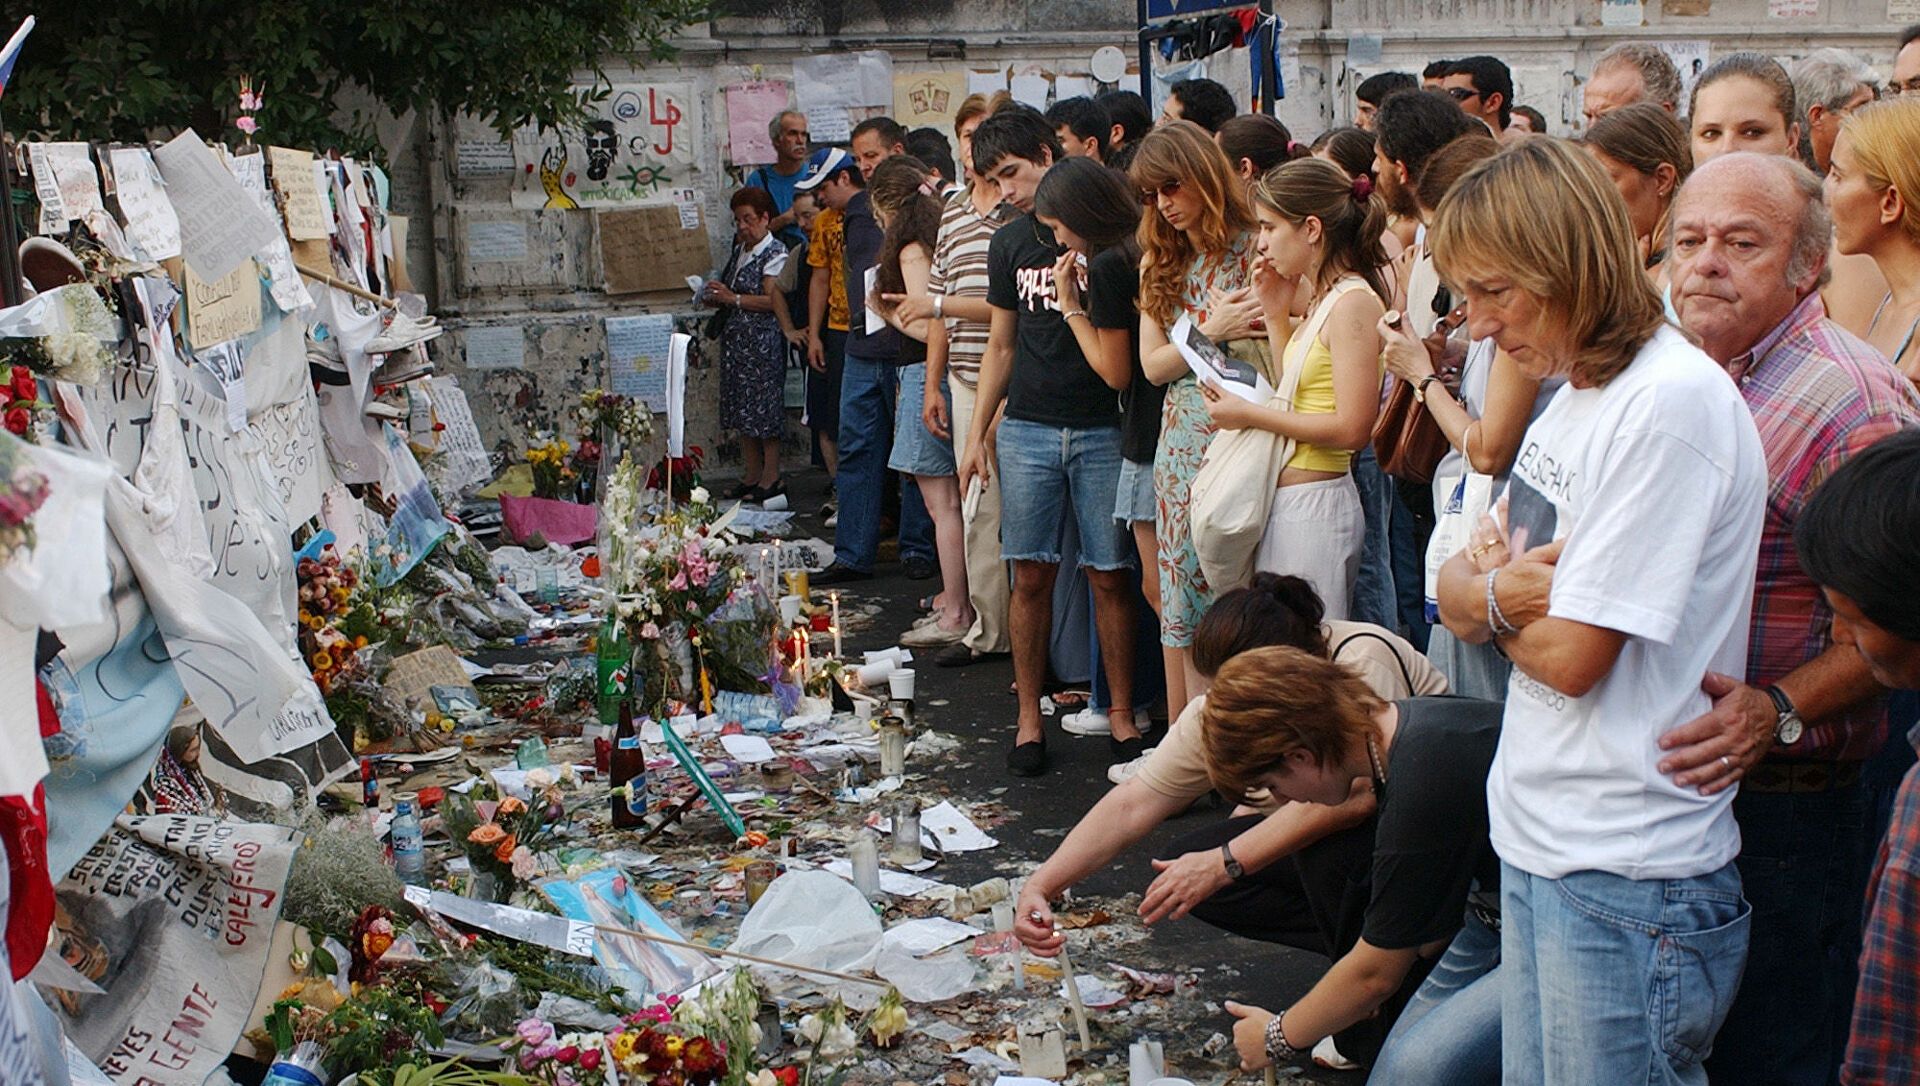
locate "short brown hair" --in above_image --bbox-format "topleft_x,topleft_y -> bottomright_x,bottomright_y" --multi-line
1199,646 -> 1382,801
955,92 -> 1012,136
1413,133 -> 1500,215
1430,137 -> 1666,387
1583,101 -> 1693,183
729,186 -> 777,218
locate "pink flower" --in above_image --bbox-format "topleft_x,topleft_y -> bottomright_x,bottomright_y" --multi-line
519,1051 -> 540,1071
639,622 -> 660,640
236,116 -> 259,135
517,1018 -> 555,1046
535,1042 -> 559,1060
510,846 -> 537,880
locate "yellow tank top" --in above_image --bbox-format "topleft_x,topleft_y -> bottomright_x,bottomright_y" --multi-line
1283,280 -> 1380,472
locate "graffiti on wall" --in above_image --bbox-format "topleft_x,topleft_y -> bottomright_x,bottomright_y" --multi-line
512,84 -> 700,210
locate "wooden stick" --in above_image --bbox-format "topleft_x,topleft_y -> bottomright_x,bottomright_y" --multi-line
1053,929 -> 1094,1053
583,918 -> 889,988
295,263 -> 398,309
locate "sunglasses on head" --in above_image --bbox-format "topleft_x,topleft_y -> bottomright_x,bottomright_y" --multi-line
1140,178 -> 1184,203
1446,87 -> 1481,101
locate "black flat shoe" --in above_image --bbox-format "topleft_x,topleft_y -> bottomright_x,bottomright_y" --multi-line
811,564 -> 873,585
1007,737 -> 1049,777
1108,735 -> 1147,764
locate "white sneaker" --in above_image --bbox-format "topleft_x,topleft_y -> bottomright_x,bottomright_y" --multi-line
900,620 -> 966,649
823,511 -> 839,528
1106,754 -> 1148,785
1060,708 -> 1112,736
1312,1035 -> 1364,1072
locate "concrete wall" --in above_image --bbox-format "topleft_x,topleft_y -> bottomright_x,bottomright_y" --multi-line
410,0 -> 1910,470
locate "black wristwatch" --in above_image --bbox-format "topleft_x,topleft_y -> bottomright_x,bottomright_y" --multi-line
1220,842 -> 1246,881
1764,684 -> 1805,746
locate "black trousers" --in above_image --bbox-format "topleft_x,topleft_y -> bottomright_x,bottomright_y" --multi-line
1159,811 -> 1429,1065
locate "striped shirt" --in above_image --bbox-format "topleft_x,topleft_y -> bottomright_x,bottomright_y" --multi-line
1842,721 -> 1920,1085
1726,293 -> 1920,762
928,186 -> 1011,387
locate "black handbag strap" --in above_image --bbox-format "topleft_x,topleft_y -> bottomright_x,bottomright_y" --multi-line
1332,628 -> 1420,698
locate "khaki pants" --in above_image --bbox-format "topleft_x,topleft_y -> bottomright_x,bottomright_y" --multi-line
948,378 -> 1011,654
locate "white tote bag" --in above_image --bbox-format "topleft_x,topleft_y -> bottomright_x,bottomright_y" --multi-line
1191,278 -> 1367,594
1424,470 -> 1496,622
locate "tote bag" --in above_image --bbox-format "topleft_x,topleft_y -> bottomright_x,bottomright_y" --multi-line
1191,277 -> 1369,593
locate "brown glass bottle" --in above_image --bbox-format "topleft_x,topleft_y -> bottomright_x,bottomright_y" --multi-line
610,698 -> 648,829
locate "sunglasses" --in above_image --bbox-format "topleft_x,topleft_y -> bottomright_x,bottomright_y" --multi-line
1140,178 -> 1184,203
1445,87 -> 1481,102
1889,78 -> 1920,96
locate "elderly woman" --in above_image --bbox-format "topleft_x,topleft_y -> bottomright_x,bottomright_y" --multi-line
706,187 -> 793,504
1431,138 -> 1767,1084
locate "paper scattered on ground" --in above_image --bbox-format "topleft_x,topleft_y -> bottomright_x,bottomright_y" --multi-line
884,916 -> 983,956
820,859 -> 950,897
719,734 -> 778,763
1067,972 -> 1128,1009
920,800 -> 998,851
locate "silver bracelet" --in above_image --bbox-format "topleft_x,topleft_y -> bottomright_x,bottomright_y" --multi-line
933,294 -> 945,319
1264,1012 -> 1305,1066
1487,568 -> 1519,637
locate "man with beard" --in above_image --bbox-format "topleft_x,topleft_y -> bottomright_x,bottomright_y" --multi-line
1374,90 -> 1480,337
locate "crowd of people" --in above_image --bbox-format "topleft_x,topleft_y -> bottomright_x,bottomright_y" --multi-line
694,39 -> 1920,1085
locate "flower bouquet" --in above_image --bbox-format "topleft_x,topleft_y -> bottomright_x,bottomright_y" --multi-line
0,365 -> 54,441
0,435 -> 49,566
529,438 -> 579,500
443,785 -> 565,902
297,545 -> 369,695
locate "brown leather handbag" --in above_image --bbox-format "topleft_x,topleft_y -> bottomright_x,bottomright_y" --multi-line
1371,305 -> 1467,484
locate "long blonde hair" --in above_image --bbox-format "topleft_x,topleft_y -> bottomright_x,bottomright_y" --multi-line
1840,97 -> 1920,249
1430,138 -> 1665,387
1130,120 -> 1256,326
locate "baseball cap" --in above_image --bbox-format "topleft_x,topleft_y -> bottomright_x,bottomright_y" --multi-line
793,147 -> 856,191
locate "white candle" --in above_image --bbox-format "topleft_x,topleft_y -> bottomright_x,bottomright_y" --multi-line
760,548 -> 771,590
799,628 -> 810,683
772,544 -> 781,592
831,624 -> 843,660
830,592 -> 842,654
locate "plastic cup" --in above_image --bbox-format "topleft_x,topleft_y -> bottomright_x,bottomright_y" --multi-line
777,594 -> 804,625
887,668 -> 916,700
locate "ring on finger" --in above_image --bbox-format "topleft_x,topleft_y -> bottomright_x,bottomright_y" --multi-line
1720,755 -> 1733,771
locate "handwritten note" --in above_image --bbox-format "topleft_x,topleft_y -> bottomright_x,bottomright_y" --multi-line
152,129 -> 282,282
599,206 -> 710,294
106,147 -> 182,261
429,376 -> 494,489
222,149 -> 313,313
605,313 -> 674,410
268,146 -> 331,240
28,142 -> 103,234
463,324 -> 526,370
466,220 -> 528,262
726,81 -> 791,165
256,390 -> 331,524
184,262 -> 263,350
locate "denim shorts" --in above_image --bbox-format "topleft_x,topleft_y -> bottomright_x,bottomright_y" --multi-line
887,362 -> 956,477
996,416 -> 1133,570
1113,457 -> 1156,524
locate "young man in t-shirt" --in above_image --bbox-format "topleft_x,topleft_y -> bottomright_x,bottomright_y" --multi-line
800,148 -> 860,504
1202,647 -> 1507,1081
956,106 -> 1139,776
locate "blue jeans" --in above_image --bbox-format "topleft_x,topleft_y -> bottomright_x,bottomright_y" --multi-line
1705,782 -> 1869,1086
995,418 -> 1131,570
1349,446 -> 1399,632
1501,860 -> 1750,1086
1390,475 -> 1433,651
833,353 -> 932,570
1372,908 -> 1503,1086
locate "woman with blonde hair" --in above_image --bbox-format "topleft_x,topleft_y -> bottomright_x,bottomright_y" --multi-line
1827,97 -> 1920,384
1200,156 -> 1387,624
1133,119 -> 1262,716
1582,102 -> 1693,287
1430,137 -> 1766,1085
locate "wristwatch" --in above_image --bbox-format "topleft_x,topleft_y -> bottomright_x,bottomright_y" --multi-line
1414,374 -> 1443,403
1764,684 -> 1805,746
1264,1012 -> 1306,1067
1220,842 -> 1246,881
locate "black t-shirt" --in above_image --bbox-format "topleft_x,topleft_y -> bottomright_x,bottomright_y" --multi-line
1361,697 -> 1505,952
986,213 -> 1120,430
843,191 -> 899,360
1087,244 -> 1161,463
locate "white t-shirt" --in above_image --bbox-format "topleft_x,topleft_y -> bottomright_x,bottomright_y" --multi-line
1488,324 -> 1766,882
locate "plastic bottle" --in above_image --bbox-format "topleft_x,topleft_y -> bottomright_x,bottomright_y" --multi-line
596,611 -> 631,730
390,794 -> 425,886
611,698 -> 649,830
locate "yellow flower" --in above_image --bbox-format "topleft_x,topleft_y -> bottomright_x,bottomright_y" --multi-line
312,652 -> 333,671
663,1035 -> 685,1059
611,1033 -> 637,1061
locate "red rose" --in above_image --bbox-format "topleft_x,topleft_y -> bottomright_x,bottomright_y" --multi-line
4,406 -> 30,436
11,368 -> 35,402
579,1049 -> 603,1071
555,1045 -> 578,1065
773,1068 -> 800,1086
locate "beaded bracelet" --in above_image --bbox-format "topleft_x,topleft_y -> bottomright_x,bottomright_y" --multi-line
1487,568 -> 1519,638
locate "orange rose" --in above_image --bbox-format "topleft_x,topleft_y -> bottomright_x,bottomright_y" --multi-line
494,834 -> 518,863
467,823 -> 506,846
497,796 -> 527,817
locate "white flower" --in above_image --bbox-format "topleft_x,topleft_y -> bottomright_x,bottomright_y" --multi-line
748,1072 -> 779,1086
690,486 -> 710,505
525,768 -> 554,789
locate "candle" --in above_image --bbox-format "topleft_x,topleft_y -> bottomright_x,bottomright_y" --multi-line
830,592 -> 841,650
771,544 -> 781,593
799,629 -> 810,683
760,547 -> 771,591
832,624 -> 843,660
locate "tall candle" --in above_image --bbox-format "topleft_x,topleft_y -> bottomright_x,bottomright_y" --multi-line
832,624 -> 843,660
830,591 -> 841,647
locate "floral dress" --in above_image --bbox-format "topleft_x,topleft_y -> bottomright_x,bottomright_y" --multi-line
1154,232 -> 1257,648
718,233 -> 790,439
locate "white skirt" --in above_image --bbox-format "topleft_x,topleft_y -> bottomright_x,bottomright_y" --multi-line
1254,475 -> 1366,621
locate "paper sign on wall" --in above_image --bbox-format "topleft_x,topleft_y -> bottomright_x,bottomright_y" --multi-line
893,71 -> 967,130
184,262 -> 264,351
605,313 -> 674,410
795,51 -> 894,112
511,83 -> 701,210
28,142 -> 104,235
151,129 -> 282,283
463,324 -> 527,370
600,206 -> 710,295
105,147 -> 182,261
221,149 -> 314,313
266,147 -> 331,240
727,81 -> 791,166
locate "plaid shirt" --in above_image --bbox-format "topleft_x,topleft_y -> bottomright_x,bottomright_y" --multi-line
1725,293 -> 1920,762
1842,723 -> 1920,1085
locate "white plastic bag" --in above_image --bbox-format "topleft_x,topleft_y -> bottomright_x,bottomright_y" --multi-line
1425,472 -> 1496,622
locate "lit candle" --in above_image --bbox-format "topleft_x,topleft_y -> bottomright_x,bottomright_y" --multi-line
798,628 -> 810,683
760,547 -> 771,590
830,592 -> 841,653
831,624 -> 843,660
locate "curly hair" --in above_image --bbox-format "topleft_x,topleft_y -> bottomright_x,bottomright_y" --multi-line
1130,120 -> 1255,326
868,156 -> 943,311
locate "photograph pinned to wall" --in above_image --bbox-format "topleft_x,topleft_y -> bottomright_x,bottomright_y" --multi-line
727,81 -> 792,166
538,868 -> 721,998
1658,41 -> 1711,100
511,83 -> 701,210
893,71 -> 967,131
